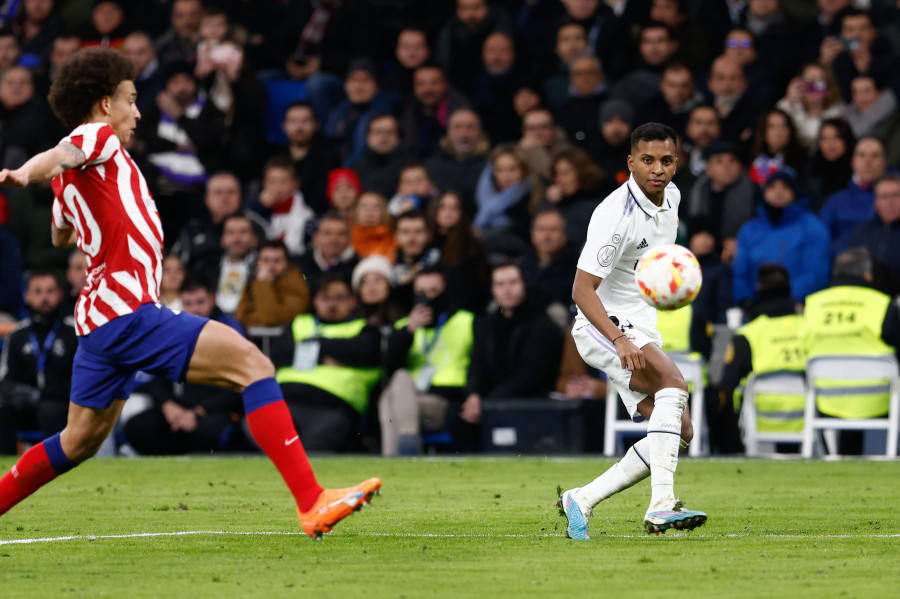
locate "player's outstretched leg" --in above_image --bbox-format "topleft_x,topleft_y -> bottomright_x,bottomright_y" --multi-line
643,387 -> 706,535
188,321 -> 381,538
557,437 -> 651,540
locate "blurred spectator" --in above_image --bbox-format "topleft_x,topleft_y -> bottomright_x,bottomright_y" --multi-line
246,156 -> 316,259
594,98 -> 635,185
11,0 -> 63,66
32,32 -> 79,99
122,276 -> 248,455
822,8 -> 896,103
685,220 -> 734,358
326,167 -> 362,222
798,0 -> 852,64
0,26 -> 22,72
399,64 -> 471,158
521,207 -> 577,311
471,31 -> 523,144
351,191 -> 397,261
650,0 -> 711,71
380,27 -> 430,98
819,136 -> 889,255
517,107 -> 572,183
733,168 -> 830,305
705,55 -> 763,147
776,61 -> 846,150
0,272 -> 76,455
387,161 -> 438,216
556,55 -> 608,154
159,254 -> 186,312
282,0 -> 379,123
274,100 -> 340,215
473,143 -> 534,258
740,0 -> 800,94
643,62 -> 705,141
347,113 -> 412,199
235,240 -> 310,328
555,321 -> 606,400
558,0 -> 632,81
296,211 -> 359,295
748,108 -> 808,185
846,173 -> 900,296
542,22 -> 589,111
845,75 -> 896,139
325,57 -> 397,164
683,103 -> 722,177
686,140 -> 758,262
610,21 -> 678,109
425,108 -> 490,213
170,171 -> 242,282
270,273 -> 382,452
541,146 -> 613,253
82,0 -> 129,49
352,254 -> 402,328
0,65 -> 56,158
155,0 -> 201,66
0,193 -> 23,320
426,190 -> 490,311
5,182 -> 67,276
720,28 -> 775,110
392,210 -> 442,308
135,61 -> 228,239
215,214 -> 259,315
61,249 -> 86,316
434,0 -> 513,97
803,117 -> 855,212
463,262 -> 565,426
379,266 -> 475,455
122,31 -> 164,113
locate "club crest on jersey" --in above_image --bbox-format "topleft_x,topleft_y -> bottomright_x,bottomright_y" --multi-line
597,245 -> 616,267
612,234 -> 622,244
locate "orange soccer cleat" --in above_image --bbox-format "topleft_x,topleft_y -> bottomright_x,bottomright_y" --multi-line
298,478 -> 382,538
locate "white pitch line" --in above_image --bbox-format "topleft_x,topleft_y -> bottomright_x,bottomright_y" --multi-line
1,531 -> 898,546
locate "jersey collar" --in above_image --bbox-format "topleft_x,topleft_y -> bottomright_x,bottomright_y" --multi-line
626,175 -> 672,217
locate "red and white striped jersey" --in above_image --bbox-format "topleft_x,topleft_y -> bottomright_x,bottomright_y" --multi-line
51,122 -> 164,336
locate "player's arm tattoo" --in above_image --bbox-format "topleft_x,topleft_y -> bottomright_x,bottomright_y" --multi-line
59,142 -> 86,171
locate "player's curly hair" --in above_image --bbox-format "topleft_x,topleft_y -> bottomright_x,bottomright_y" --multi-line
48,47 -> 136,128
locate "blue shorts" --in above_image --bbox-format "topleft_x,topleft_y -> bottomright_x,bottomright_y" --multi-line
70,303 -> 209,409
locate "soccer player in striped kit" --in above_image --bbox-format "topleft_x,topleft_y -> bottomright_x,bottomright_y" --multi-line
558,123 -> 707,539
0,47 -> 380,538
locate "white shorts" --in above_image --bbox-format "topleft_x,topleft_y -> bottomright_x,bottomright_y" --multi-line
572,315 -> 662,421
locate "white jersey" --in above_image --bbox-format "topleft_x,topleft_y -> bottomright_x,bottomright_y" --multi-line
575,174 -> 680,332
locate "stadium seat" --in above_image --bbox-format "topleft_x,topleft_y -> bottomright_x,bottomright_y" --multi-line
603,352 -> 707,457
246,325 -> 286,358
801,355 -> 900,458
741,372 -> 807,456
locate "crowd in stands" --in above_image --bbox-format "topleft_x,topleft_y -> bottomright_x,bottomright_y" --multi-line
1,0 -> 900,456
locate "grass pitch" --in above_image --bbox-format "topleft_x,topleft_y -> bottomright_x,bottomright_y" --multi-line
0,456 -> 897,598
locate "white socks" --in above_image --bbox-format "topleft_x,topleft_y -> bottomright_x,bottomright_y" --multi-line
576,437 -> 651,509
647,387 -> 688,510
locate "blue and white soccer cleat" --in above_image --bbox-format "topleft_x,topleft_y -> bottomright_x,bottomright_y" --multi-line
557,488 -> 591,540
643,500 -> 707,535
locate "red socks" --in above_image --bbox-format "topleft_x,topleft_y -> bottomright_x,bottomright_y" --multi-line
245,400 -> 323,512
0,442 -> 62,516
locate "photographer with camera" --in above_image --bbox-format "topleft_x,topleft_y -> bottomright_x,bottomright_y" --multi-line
378,266 -> 475,455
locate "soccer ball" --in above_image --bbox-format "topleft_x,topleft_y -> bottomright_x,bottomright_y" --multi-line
634,244 -> 703,310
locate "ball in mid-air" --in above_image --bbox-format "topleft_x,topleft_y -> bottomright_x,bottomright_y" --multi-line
634,244 -> 703,310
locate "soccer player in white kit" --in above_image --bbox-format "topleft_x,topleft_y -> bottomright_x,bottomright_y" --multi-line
558,123 -> 707,538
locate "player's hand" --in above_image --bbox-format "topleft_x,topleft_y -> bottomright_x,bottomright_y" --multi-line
0,168 -> 28,187
614,336 -> 645,371
460,393 -> 481,424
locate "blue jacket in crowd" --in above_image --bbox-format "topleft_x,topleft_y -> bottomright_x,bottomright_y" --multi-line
818,178 -> 875,256
733,198 -> 831,304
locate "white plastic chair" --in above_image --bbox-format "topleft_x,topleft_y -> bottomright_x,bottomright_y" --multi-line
801,355 -> 900,458
741,372 -> 807,456
602,353 -> 707,457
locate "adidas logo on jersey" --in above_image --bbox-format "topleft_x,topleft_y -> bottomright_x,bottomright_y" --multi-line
636,238 -> 648,250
